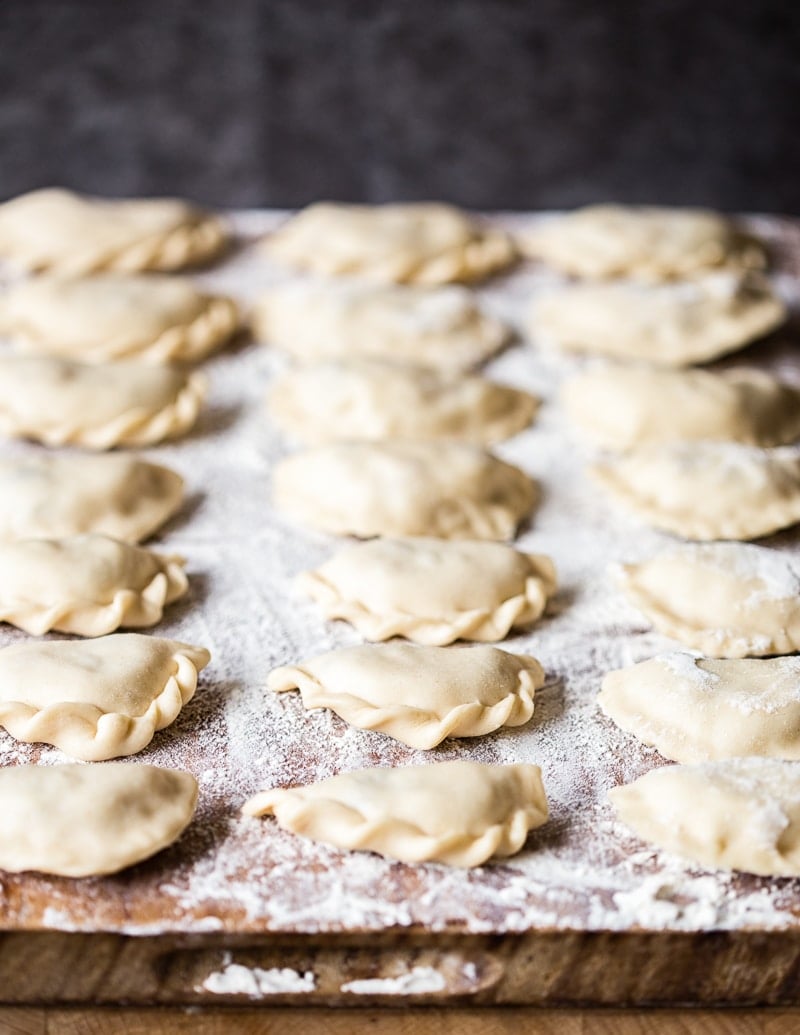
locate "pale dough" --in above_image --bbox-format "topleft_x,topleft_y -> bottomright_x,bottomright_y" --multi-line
273,441 -> 537,540
590,442 -> 800,541
243,760 -> 548,867
0,534 -> 188,636
0,188 -> 227,273
0,763 -> 197,877
617,542 -> 800,657
297,537 -> 557,644
534,273 -> 785,365
252,281 -> 510,371
0,453 -> 184,543
609,757 -> 800,876
0,633 -> 210,760
563,366 -> 800,450
523,205 -> 765,280
0,273 -> 239,364
600,653 -> 800,763
0,356 -> 206,449
263,202 -> 517,284
267,359 -> 537,445
268,643 -> 544,748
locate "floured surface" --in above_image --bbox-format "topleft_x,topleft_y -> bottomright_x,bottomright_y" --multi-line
1,211 -> 800,938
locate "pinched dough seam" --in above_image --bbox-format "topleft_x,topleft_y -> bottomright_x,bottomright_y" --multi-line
0,558 -> 188,637
243,791 -> 544,867
0,372 -> 207,450
0,649 -> 203,761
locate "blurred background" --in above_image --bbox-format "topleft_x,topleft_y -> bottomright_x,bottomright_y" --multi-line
1,0 -> 799,212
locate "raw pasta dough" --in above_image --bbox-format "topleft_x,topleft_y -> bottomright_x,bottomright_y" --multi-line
0,356 -> 206,449
268,643 -> 544,748
523,205 -> 764,280
534,274 -> 785,366
297,537 -> 557,644
243,760 -> 548,867
268,359 -> 537,445
274,441 -> 537,540
0,188 -> 227,273
0,633 -> 210,760
0,453 -> 184,543
0,763 -> 197,877
617,542 -> 800,657
252,281 -> 510,370
0,274 -> 239,364
0,534 -> 188,636
590,442 -> 800,541
600,653 -> 800,763
263,202 -> 517,284
609,757 -> 800,876
563,366 -> 800,450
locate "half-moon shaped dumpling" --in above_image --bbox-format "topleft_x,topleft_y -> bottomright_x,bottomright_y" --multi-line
252,281 -> 510,371
600,653 -> 800,763
590,442 -> 800,541
0,188 -> 227,273
617,542 -> 800,657
522,205 -> 764,280
273,441 -> 537,540
297,537 -> 557,644
268,643 -> 544,748
0,274 -> 239,364
0,453 -> 184,543
243,760 -> 548,867
0,763 -> 198,876
534,273 -> 784,366
267,359 -> 537,445
0,534 -> 188,636
0,356 -> 206,449
609,757 -> 800,876
0,633 -> 211,760
563,366 -> 800,450
263,202 -> 517,284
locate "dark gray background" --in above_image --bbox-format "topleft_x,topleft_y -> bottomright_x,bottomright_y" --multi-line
2,0 -> 799,212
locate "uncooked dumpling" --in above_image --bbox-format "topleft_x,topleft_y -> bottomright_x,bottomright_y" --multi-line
0,534 -> 188,636
263,202 -> 517,284
268,643 -> 544,748
273,441 -> 537,540
563,366 -> 800,450
0,187 -> 227,273
0,633 -> 210,760
600,653 -> 800,763
609,757 -> 800,876
0,763 -> 197,877
534,274 -> 785,365
267,359 -> 537,445
252,281 -> 510,371
0,356 -> 206,449
617,542 -> 800,657
0,453 -> 184,543
243,760 -> 548,867
522,205 -> 764,280
590,442 -> 800,541
0,273 -> 239,364
297,537 -> 557,644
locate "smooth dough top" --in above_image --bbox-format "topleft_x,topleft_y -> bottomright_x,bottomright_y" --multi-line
263,202 -> 518,284
0,273 -> 239,364
523,204 -> 765,280
243,760 -> 548,867
0,188 -> 227,273
610,757 -> 800,876
273,440 -> 537,540
0,763 -> 198,876
252,281 -> 511,370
